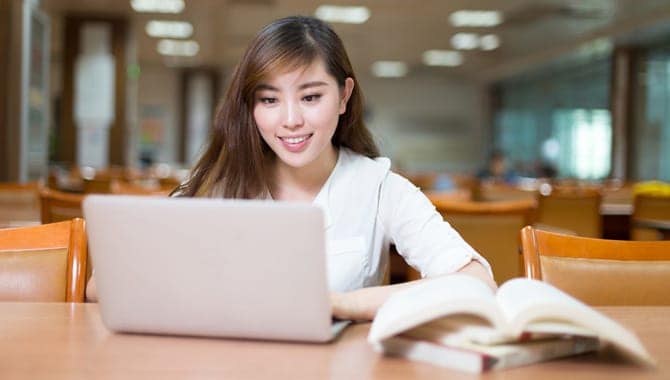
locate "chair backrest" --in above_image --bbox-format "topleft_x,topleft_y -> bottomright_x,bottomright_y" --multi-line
535,188 -> 602,238
403,172 -> 437,191
424,189 -> 472,204
0,181 -> 41,228
83,177 -> 114,194
39,187 -> 85,224
0,218 -> 88,302
475,182 -> 536,202
434,199 -> 536,285
631,194 -> 670,240
521,225 -> 670,305
158,177 -> 182,191
110,180 -> 172,196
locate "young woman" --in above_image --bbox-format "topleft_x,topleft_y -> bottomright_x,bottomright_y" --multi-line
171,15 -> 495,320
87,16 -> 496,318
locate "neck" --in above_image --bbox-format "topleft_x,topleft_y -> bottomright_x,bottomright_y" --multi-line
271,146 -> 338,202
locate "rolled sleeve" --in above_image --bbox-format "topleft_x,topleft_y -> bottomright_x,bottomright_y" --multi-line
379,172 -> 493,278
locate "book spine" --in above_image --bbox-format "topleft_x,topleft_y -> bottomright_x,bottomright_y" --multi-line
376,337 -> 487,373
491,337 -> 600,370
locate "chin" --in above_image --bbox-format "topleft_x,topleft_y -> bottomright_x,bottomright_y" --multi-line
276,152 -> 315,169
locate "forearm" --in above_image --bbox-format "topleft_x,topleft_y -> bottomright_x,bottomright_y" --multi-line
331,260 -> 495,321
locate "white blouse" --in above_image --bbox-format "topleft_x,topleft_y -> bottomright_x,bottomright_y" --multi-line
313,148 -> 492,292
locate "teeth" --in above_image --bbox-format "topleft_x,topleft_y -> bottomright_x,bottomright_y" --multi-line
283,135 -> 308,144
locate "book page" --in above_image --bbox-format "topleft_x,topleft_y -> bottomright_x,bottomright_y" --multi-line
368,274 -> 501,344
495,278 -> 655,365
404,315 -> 522,346
495,278 -> 594,332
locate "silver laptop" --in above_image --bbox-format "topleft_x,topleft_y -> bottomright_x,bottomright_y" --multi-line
83,195 -> 349,342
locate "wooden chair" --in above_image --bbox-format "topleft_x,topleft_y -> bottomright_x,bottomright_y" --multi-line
423,189 -> 472,203
402,172 -> 437,191
158,176 -> 182,191
631,194 -> 670,240
39,187 -> 85,224
475,182 -> 536,202
408,199 -> 536,285
0,218 -> 88,302
111,180 -> 171,196
535,188 -> 602,238
82,177 -> 114,194
0,181 -> 41,228
521,225 -> 670,305
80,166 -> 136,194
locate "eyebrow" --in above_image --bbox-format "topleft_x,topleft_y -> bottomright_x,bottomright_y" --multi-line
256,81 -> 329,92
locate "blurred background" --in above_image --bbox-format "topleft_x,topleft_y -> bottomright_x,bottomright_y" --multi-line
2,0 -> 670,284
1,0 -> 669,183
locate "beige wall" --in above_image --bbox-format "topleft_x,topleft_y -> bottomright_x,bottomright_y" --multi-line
137,63 -> 181,164
363,73 -> 489,174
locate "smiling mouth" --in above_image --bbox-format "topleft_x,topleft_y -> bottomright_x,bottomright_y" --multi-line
279,134 -> 313,144
278,133 -> 313,153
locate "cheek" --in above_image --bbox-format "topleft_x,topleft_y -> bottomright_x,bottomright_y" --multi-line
253,106 -> 274,134
306,103 -> 340,130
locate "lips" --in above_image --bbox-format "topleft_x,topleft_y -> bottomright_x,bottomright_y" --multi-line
282,135 -> 309,144
279,133 -> 313,153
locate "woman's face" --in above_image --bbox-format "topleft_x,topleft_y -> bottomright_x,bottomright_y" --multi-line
253,59 -> 354,171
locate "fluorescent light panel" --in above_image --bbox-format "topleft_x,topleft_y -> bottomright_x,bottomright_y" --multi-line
371,61 -> 408,78
131,0 -> 184,14
157,39 -> 199,56
422,50 -> 463,67
315,5 -> 370,24
449,10 -> 502,27
451,33 -> 479,50
451,32 -> 500,51
146,20 -> 193,38
479,34 -> 500,50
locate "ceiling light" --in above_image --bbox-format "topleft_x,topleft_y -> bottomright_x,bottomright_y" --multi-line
131,0 -> 184,14
371,61 -> 408,78
146,20 -> 193,38
449,10 -> 502,27
479,34 -> 500,50
451,33 -> 501,51
451,33 -> 479,50
422,50 -> 463,67
157,39 -> 199,56
315,5 -> 370,24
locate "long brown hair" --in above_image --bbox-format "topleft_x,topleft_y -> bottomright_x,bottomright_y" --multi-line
174,16 -> 379,198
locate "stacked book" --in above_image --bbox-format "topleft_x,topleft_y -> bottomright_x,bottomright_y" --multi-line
368,275 -> 655,373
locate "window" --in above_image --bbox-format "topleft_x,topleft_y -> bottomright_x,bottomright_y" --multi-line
552,109 -> 611,179
632,45 -> 670,181
494,57 -> 612,179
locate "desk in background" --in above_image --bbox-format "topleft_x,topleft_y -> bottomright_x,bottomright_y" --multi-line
601,202 -> 633,240
633,218 -> 670,240
0,303 -> 667,379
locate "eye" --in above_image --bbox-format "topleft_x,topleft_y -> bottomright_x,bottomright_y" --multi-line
302,94 -> 322,103
258,97 -> 278,105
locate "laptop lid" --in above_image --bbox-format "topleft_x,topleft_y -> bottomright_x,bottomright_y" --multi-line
83,195 -> 334,342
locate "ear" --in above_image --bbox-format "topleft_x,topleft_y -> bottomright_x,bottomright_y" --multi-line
339,77 -> 355,115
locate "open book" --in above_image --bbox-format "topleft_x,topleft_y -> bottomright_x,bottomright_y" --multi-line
368,275 -> 655,373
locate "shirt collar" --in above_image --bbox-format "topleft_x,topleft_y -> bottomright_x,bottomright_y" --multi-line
312,148 -> 349,229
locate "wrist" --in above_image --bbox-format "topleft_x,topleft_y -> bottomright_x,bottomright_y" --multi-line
331,289 -> 371,321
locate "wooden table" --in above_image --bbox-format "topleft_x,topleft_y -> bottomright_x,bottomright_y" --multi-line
0,303 -> 668,379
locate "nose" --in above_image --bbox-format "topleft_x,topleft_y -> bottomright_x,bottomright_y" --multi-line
282,100 -> 303,129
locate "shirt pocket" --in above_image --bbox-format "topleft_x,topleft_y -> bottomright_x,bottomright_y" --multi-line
325,236 -> 367,292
